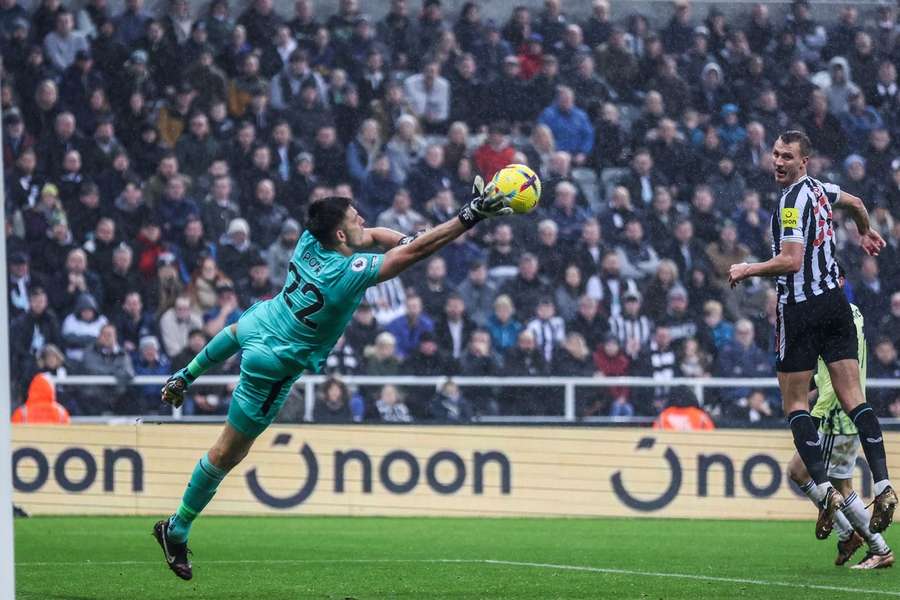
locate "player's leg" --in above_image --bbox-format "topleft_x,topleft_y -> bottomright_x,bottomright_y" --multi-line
155,317 -> 299,580
161,324 -> 242,407
826,358 -> 896,532
821,294 -> 896,532
153,420 -> 255,580
781,371 -> 837,496
821,435 -> 895,569
787,440 -> 855,544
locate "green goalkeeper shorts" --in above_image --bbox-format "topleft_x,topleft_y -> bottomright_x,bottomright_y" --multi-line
227,304 -> 302,438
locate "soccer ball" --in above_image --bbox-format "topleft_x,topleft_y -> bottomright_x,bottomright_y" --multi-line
491,163 -> 542,214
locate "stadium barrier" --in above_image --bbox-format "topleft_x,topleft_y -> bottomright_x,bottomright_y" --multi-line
11,424 -> 900,519
49,374 -> 900,424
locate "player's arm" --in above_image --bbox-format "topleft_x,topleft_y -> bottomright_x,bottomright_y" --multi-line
729,241 -> 803,287
358,227 -> 407,249
376,176 -> 512,282
834,191 -> 885,256
377,218 -> 467,282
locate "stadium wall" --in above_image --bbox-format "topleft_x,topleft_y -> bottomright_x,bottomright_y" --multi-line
11,424 -> 899,519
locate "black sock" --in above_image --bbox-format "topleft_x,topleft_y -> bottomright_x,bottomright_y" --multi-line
849,403 -> 889,483
788,410 -> 828,485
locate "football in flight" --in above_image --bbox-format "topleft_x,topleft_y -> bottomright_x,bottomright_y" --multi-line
491,163 -> 542,215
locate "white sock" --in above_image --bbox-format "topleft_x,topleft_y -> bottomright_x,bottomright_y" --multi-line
842,491 -> 890,554
874,479 -> 893,497
800,480 -> 853,539
811,481 -> 834,503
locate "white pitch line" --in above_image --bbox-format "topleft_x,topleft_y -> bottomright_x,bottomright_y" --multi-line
15,558 -> 900,596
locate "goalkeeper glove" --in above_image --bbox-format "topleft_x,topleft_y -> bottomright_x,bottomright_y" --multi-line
458,175 -> 514,229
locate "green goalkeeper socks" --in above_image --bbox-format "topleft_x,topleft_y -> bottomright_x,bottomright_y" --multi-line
168,453 -> 228,543
183,327 -> 240,384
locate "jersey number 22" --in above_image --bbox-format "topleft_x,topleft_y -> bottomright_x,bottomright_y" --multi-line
283,263 -> 324,329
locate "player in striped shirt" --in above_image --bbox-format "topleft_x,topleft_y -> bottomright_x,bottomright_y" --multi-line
728,130 -> 896,539
787,303 -> 893,569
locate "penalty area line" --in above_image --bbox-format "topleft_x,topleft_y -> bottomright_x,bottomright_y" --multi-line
16,557 -> 900,596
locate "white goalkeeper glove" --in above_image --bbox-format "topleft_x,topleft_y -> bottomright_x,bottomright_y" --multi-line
457,175 -> 514,229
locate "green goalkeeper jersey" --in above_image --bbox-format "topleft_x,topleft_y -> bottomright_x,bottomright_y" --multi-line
810,303 -> 866,435
248,231 -> 382,373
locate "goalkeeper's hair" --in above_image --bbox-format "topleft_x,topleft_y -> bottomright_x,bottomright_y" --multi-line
306,196 -> 352,247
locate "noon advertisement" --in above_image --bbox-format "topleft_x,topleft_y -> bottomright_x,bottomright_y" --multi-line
11,425 -> 899,519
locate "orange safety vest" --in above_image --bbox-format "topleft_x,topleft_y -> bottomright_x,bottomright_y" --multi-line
653,406 -> 715,431
12,373 -> 70,425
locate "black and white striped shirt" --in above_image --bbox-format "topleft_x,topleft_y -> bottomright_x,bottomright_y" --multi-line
771,176 -> 842,304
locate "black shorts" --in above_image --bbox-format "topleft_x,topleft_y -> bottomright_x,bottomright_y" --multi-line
775,288 -> 857,373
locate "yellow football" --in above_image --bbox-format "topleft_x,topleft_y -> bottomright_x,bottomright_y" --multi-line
490,163 -> 542,214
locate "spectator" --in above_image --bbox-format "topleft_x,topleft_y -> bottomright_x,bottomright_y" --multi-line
554,264 -> 586,322
800,89 -> 846,164
552,331 -> 593,376
170,211 -> 209,271
700,300 -> 734,353
643,260 -> 681,322
217,217 -> 258,282
715,319 -> 771,403
457,330 -> 502,415
456,261 -> 497,327
314,376 -> 359,423
266,219 -> 301,287
595,25 -> 639,99
615,219 -> 660,282
44,9 -> 90,72
375,384 -> 413,423
593,332 -> 631,412
403,60 -> 450,134
740,389 -> 779,427
133,335 -> 171,413
113,290 -> 156,354
526,297 -> 565,364
486,222 -> 517,279
634,326 -> 680,415
78,323 -> 134,414
237,254 -> 278,307
376,188 -> 425,234
385,295 -> 434,359
473,123 -> 515,181
202,281 -> 242,337
146,251 -> 185,316
50,248 -> 104,317
364,331 -> 402,377
501,253 -> 550,320
877,292 -> 900,343
247,179 -> 289,248
538,85 -> 593,166
500,329 -> 547,414
428,380 -> 473,423
705,221 -> 750,288
853,256 -> 890,331
176,113 -> 220,179
658,285 -> 705,349
159,295 -> 203,359
839,89 -> 884,153
653,386 -> 715,430
10,286 -> 63,386
870,338 -> 900,414
405,144 -> 451,209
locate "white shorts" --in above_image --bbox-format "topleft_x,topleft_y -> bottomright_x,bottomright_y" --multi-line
819,432 -> 861,480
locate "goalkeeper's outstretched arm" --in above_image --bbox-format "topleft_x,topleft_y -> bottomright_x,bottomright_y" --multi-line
376,175 -> 511,282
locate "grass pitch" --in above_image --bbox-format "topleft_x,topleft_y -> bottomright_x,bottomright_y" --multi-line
14,516 -> 900,599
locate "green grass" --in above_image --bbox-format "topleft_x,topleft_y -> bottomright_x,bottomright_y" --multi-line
13,516 -> 900,599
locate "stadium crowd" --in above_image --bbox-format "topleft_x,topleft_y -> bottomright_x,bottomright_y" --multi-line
4,0 -> 900,425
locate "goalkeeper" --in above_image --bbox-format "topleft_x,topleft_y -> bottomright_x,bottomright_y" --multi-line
787,303 -> 893,569
152,178 -> 512,580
